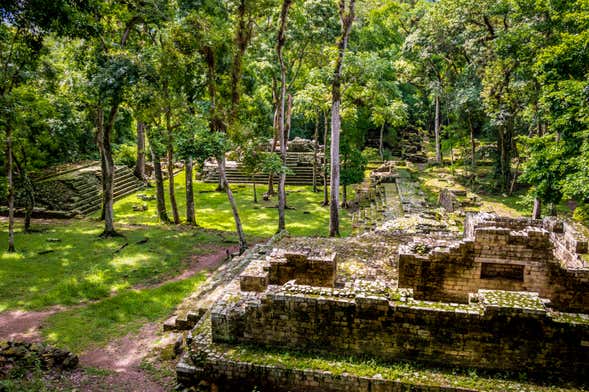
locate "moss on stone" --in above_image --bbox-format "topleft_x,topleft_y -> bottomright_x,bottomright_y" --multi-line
204,340 -> 584,392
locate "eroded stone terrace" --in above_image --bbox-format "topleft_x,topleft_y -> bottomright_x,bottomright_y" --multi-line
175,163 -> 589,391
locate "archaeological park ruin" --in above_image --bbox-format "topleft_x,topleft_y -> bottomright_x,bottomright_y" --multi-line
160,160 -> 589,392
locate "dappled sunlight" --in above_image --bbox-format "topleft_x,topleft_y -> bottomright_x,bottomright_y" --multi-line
0,219 -> 226,311
43,274 -> 207,353
110,173 -> 351,237
0,252 -> 25,261
110,253 -> 152,270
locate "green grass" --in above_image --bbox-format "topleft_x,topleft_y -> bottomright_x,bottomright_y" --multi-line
418,164 -> 576,219
222,343 -> 585,392
0,175 -> 347,311
109,172 -> 351,237
0,220 -> 226,312
43,274 -> 206,353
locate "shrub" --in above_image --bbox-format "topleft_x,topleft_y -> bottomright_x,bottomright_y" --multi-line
573,203 -> 589,224
114,143 -> 137,167
361,147 -> 381,162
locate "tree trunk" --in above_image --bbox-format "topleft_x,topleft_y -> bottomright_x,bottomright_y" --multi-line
185,157 -> 196,225
13,152 -> 35,233
497,125 -> 513,191
468,114 -> 476,169
434,94 -> 442,164
532,198 -> 541,219
253,178 -> 257,203
267,107 -> 279,196
550,203 -> 557,217
165,98 -> 180,224
285,94 -> 293,141
379,123 -> 385,161
21,167 -> 34,233
98,105 -> 120,238
167,147 -> 180,224
276,0 -> 293,233
7,125 -> 15,252
267,173 -> 275,196
322,111 -> 329,206
312,115 -> 319,192
218,157 -> 247,254
97,108 -> 107,222
230,0 -> 251,119
341,184 -> 347,208
151,146 -> 169,223
330,97 -> 342,237
216,157 -> 226,192
329,0 -> 356,237
134,122 -> 146,180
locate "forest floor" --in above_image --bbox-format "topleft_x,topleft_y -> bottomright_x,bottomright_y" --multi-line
0,179 -> 352,391
0,219 -> 236,391
109,172 -> 352,237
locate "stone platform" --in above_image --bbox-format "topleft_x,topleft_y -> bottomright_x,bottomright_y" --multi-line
175,215 -> 589,390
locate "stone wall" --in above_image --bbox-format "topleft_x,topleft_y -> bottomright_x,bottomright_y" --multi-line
177,356 -> 477,392
399,213 -> 589,312
239,248 -> 336,292
438,189 -> 460,212
211,285 -> 589,378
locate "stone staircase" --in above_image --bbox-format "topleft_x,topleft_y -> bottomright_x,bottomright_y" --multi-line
202,153 -> 327,186
67,166 -> 145,215
351,183 -> 402,234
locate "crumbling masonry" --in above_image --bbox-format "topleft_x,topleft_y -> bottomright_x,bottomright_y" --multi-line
177,213 -> 589,391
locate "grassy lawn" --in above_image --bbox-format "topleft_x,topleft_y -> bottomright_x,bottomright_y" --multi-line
0,174 -> 353,360
0,221 -> 227,312
0,175 -> 350,313
110,172 -> 352,237
43,274 -> 206,353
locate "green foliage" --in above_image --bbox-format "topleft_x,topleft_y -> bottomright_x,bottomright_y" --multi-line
361,147 -> 381,162
113,143 -> 137,167
341,143 -> 367,187
573,204 -> 589,224
520,134 -> 569,205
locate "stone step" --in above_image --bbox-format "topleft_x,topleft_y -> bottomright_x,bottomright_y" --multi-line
70,171 -> 143,215
203,177 -> 324,186
70,193 -> 102,210
75,183 -> 144,215
69,176 -> 141,209
113,182 -> 143,200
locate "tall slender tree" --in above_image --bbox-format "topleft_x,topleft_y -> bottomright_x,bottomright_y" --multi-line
134,122 -> 146,180
276,0 -> 294,233
1,1 -> 90,250
329,0 -> 356,237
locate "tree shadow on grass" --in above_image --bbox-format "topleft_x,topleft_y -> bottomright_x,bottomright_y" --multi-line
0,221 -> 226,312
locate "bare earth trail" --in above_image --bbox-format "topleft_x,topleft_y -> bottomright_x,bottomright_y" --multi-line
0,245 -> 238,391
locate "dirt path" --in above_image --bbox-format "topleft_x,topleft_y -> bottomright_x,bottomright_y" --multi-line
0,245 -> 237,391
0,306 -> 65,343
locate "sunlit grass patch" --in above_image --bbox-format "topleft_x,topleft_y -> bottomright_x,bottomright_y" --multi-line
111,172 -> 352,237
44,274 -> 206,353
0,220 -> 224,311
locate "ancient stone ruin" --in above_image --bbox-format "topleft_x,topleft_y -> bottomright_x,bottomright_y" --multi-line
399,213 -> 589,312
239,248 -> 337,292
9,162 -> 144,217
175,212 -> 589,391
201,138 -> 326,186
172,159 -> 589,391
